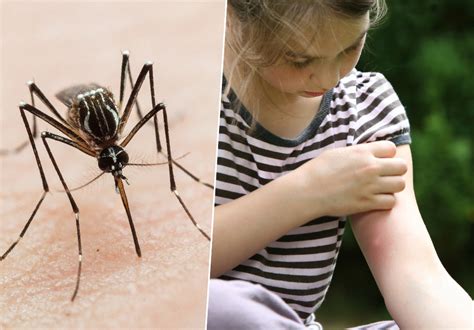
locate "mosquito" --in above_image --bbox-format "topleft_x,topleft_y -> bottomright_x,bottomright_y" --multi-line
0,50 -> 212,301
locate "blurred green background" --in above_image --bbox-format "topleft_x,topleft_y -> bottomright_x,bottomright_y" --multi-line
318,1 -> 473,328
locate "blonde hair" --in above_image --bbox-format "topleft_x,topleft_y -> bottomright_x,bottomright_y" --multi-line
224,0 -> 387,125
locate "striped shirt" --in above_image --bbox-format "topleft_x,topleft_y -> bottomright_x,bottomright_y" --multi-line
216,69 -> 411,320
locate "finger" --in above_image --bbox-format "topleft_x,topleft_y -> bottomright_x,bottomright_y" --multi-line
377,157 -> 408,176
366,140 -> 397,158
373,176 -> 406,194
372,194 -> 397,210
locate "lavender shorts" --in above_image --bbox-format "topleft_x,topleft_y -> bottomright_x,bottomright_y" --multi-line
207,279 -> 399,330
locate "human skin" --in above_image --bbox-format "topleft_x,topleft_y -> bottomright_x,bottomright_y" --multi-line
351,145 -> 472,328
0,2 -> 223,328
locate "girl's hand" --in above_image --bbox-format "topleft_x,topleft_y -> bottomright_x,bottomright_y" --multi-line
293,141 -> 408,218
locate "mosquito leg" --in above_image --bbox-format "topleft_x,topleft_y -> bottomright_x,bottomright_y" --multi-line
118,60 -> 163,154
120,60 -> 213,189
170,162 -> 213,189
114,177 -> 141,257
27,84 -> 39,138
118,62 -> 153,134
120,102 -> 166,148
40,131 -> 84,301
21,103 -> 86,144
159,103 -> 211,241
0,105 -> 50,260
0,80 -> 66,155
119,102 -> 210,240
146,64 -> 164,155
0,191 -> 47,259
2,104 -> 90,260
27,81 -> 68,125
119,50 -> 145,119
146,65 -> 212,188
119,60 -> 163,180
41,131 -> 142,284
1,87 -> 89,158
119,51 -> 128,111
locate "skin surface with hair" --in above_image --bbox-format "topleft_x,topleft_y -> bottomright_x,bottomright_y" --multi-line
214,1 -> 472,328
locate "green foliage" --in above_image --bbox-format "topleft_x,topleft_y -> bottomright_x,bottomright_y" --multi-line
318,1 -> 474,327
412,113 -> 472,229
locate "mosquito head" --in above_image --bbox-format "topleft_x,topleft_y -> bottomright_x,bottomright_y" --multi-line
98,145 -> 129,175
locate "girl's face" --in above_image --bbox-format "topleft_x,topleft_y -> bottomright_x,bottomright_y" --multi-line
259,13 -> 370,99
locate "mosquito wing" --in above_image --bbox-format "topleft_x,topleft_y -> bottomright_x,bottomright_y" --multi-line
55,83 -> 104,107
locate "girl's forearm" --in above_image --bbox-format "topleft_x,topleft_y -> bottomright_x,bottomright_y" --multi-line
211,171 -> 317,277
352,146 -> 472,328
354,205 -> 472,328
384,265 -> 472,328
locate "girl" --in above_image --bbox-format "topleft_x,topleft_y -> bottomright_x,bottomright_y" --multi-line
209,1 -> 472,329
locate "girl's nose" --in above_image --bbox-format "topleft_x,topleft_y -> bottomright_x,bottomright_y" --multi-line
309,60 -> 340,90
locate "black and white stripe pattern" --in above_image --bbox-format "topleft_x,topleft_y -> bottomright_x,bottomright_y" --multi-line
216,70 -> 411,320
77,88 -> 120,142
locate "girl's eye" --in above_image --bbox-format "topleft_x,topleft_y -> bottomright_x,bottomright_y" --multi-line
284,55 -> 313,69
290,60 -> 312,69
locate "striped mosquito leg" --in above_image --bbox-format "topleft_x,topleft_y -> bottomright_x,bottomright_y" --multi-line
1,80 -> 74,155
27,81 -> 68,125
173,190 -> 210,241
143,61 -> 163,154
119,50 -> 128,110
161,104 -> 211,241
0,191 -> 47,260
146,63 -> 212,189
1,104 -> 49,260
118,60 -> 213,188
134,59 -> 164,154
71,212 -> 82,301
118,60 -> 163,151
145,63 -> 212,189
119,101 -> 211,241
119,50 -> 144,118
170,162 -> 214,189
0,81 -> 41,155
119,56 -> 162,155
28,81 -> 38,138
41,132 -> 83,301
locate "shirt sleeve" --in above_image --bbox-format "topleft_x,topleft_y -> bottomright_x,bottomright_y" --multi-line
352,72 -> 411,146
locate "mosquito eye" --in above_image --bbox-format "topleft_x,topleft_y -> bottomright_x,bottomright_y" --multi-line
98,156 -> 114,172
117,151 -> 129,166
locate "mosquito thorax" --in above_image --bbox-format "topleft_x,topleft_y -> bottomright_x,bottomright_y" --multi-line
98,145 -> 129,174
75,87 -> 120,145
